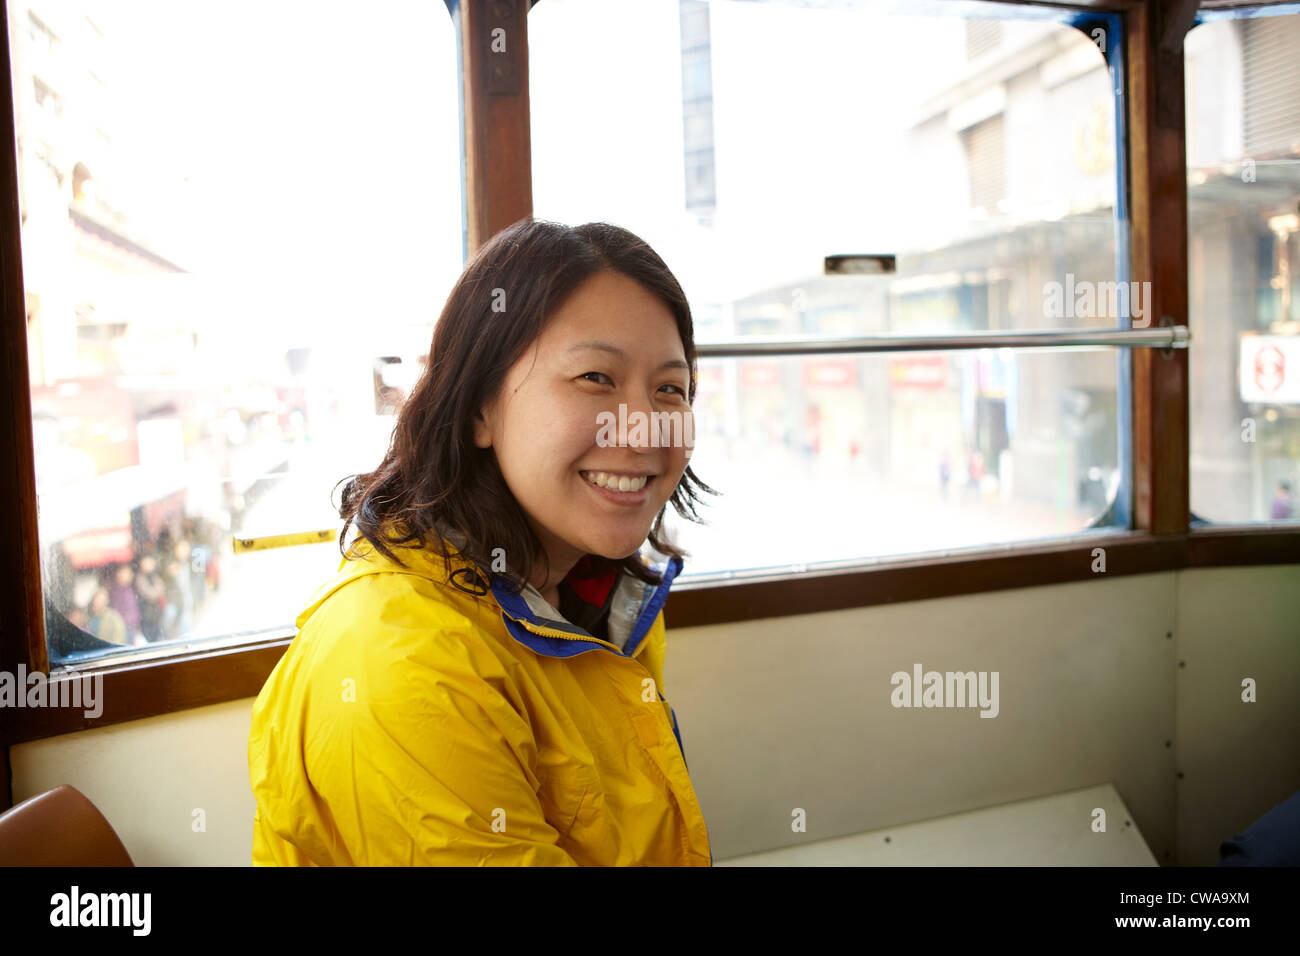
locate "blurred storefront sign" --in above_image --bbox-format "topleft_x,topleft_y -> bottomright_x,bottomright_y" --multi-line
889,355 -> 948,390
740,360 -> 781,388
802,358 -> 857,388
61,526 -> 134,569
40,463 -> 192,568
1240,333 -> 1299,404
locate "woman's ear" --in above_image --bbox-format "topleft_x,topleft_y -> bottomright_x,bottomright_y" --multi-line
472,405 -> 493,449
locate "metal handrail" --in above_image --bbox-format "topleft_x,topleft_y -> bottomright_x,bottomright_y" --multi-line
694,325 -> 1189,357
213,326 -> 1192,556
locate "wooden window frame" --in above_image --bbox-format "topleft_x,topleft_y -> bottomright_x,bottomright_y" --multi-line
3,1 -> 1298,800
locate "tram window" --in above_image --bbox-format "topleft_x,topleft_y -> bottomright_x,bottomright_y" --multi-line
667,351 -> 1120,576
11,1 -> 463,665
1185,11 -> 1300,524
531,0 -> 1126,575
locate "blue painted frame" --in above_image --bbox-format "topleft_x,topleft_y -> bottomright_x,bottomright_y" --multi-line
443,0 -> 469,264
1068,10 -> 1132,532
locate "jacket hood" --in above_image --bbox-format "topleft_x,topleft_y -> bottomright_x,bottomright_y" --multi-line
297,524 -> 682,660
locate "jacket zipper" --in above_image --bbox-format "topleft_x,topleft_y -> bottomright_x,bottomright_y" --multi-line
505,606 -> 709,861
507,615 -> 646,658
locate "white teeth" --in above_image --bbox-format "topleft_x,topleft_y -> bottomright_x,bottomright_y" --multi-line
583,471 -> 648,492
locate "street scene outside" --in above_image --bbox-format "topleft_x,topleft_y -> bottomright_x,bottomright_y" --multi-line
9,1 -> 1297,662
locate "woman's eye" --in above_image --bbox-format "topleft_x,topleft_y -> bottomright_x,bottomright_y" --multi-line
660,383 -> 687,397
580,372 -> 612,385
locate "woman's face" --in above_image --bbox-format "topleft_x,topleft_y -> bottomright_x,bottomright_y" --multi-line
474,269 -> 692,578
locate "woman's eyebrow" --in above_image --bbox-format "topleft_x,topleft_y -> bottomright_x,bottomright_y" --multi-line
567,340 -> 689,372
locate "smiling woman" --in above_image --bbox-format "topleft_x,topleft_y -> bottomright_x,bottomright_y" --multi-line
247,218 -> 718,866
472,269 -> 698,606
340,218 -> 715,597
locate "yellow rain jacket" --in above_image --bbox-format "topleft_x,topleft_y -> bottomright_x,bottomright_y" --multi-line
247,529 -> 712,866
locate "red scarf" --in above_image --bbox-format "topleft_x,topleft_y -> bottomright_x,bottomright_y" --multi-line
564,554 -> 619,608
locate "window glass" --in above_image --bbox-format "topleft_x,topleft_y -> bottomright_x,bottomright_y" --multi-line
12,1 -> 462,663
1185,13 -> 1300,524
674,350 -> 1119,576
530,0 -> 1126,576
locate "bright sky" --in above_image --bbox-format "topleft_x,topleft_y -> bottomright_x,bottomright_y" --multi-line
64,0 -> 1090,347
85,1 -> 463,345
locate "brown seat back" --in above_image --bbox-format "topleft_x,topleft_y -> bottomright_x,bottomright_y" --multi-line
0,785 -> 134,866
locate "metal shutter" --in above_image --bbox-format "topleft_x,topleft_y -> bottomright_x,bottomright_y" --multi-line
1241,15 -> 1300,158
965,114 -> 1006,214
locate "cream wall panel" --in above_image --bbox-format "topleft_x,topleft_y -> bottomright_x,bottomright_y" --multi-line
11,698 -> 257,866
666,571 -> 1179,862
1174,565 -> 1300,864
9,565 -> 1297,867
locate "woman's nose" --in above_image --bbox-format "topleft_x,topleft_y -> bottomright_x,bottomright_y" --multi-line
621,393 -> 661,449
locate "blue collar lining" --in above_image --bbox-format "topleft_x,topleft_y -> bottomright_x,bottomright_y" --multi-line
491,555 -> 683,659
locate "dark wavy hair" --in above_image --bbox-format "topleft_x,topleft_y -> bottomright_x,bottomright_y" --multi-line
335,217 -> 716,594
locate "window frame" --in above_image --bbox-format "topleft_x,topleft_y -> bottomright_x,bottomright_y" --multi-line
2,0 -> 1298,775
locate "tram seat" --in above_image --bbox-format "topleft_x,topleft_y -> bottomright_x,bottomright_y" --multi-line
0,784 -> 134,866
716,782 -> 1157,866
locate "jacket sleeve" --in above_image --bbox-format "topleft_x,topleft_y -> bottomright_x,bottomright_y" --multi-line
301,623 -> 581,866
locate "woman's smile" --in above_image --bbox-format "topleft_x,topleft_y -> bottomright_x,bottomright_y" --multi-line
580,469 -> 655,505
